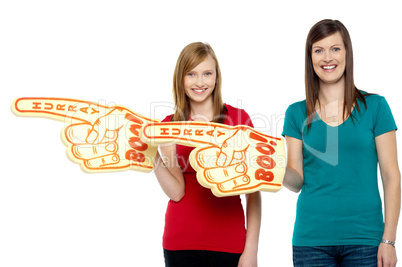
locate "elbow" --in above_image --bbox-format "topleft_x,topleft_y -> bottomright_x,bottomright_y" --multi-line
288,186 -> 301,193
170,190 -> 185,202
283,179 -> 302,193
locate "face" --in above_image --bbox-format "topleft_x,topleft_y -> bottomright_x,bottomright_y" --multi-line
184,55 -> 216,104
311,32 -> 346,85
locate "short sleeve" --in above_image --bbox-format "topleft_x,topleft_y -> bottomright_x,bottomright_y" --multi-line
240,109 -> 254,128
224,104 -> 254,127
282,103 -> 303,140
373,96 -> 397,137
162,115 -> 173,123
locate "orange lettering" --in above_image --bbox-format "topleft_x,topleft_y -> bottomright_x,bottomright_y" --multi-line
160,128 -> 169,135
206,130 -> 214,136
256,143 -> 275,155
32,102 -> 41,109
172,128 -> 180,135
68,105 -> 77,112
130,124 -> 142,136
56,104 -> 65,111
128,137 -> 148,151
125,113 -> 143,124
249,132 -> 268,143
256,155 -> 276,169
44,103 -> 53,110
255,169 -> 274,182
80,107 -> 89,113
125,150 -> 145,163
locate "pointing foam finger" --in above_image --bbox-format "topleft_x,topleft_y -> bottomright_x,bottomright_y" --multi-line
71,142 -> 118,160
204,162 -> 248,184
11,97 -> 109,124
141,121 -> 239,147
84,154 -> 120,168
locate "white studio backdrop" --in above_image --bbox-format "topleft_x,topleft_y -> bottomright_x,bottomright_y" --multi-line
1,0 -> 401,266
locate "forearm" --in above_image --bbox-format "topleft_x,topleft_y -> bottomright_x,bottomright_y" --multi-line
154,151 -> 185,202
382,173 -> 401,241
283,167 -> 303,193
244,192 -> 261,254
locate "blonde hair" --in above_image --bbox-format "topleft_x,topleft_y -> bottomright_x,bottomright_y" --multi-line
172,42 -> 225,123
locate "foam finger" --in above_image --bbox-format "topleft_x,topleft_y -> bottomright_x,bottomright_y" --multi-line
71,142 -> 118,160
204,163 -> 248,184
64,123 -> 93,144
191,146 -> 221,168
218,175 -> 251,191
84,154 -> 120,168
141,121 -> 237,147
11,97 -> 109,123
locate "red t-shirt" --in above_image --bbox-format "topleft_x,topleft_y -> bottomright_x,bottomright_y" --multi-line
161,104 -> 254,253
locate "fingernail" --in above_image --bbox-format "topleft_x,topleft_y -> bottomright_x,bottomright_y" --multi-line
235,163 -> 246,173
106,143 -> 116,152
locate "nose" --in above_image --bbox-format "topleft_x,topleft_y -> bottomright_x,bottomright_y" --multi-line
323,51 -> 332,62
195,75 -> 205,87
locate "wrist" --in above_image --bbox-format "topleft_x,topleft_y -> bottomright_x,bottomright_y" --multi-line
381,239 -> 396,248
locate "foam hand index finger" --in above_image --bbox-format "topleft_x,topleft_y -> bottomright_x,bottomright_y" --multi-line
141,121 -> 241,147
11,97 -> 110,124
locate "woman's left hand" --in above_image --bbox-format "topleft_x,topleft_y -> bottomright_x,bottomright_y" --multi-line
377,243 -> 397,267
237,249 -> 257,267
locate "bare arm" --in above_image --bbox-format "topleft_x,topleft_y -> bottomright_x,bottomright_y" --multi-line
376,130 -> 401,267
238,191 -> 261,267
283,136 -> 304,193
154,144 -> 185,202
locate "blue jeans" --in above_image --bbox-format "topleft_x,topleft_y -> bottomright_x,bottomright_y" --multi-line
293,245 -> 378,267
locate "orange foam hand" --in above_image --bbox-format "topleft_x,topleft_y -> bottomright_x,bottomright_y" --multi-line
142,122 -> 286,197
11,97 -> 159,172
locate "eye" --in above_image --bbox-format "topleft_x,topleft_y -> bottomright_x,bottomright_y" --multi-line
333,47 -> 340,52
205,72 -> 212,76
187,73 -> 195,77
314,49 -> 323,53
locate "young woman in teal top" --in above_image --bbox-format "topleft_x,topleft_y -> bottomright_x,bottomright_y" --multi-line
282,19 -> 400,266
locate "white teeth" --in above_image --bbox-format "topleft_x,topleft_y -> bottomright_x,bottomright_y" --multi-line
323,65 -> 336,70
193,88 -> 205,92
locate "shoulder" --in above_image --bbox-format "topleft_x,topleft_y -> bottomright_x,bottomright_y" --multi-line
285,100 -> 307,116
225,103 -> 248,116
288,99 -> 306,109
360,92 -> 389,111
162,114 -> 173,122
362,92 -> 386,104
224,103 -> 253,127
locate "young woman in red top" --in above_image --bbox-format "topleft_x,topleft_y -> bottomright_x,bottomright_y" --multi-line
153,42 -> 261,267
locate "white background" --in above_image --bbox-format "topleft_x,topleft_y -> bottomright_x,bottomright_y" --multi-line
1,0 -> 401,266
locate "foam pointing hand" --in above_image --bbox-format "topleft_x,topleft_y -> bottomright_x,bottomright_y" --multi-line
12,97 -> 159,172
142,122 -> 286,197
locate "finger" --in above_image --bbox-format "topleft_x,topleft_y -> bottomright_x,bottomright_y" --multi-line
11,97 -> 110,124
141,121 -> 243,147
84,154 -> 120,168
64,123 -> 118,144
71,142 -> 118,160
192,146 -> 221,168
204,163 -> 248,184
218,175 -> 250,191
64,123 -> 93,144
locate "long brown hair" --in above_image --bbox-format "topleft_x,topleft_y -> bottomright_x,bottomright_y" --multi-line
171,42 -> 225,123
305,19 -> 366,130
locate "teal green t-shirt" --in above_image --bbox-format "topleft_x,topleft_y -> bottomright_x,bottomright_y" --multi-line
282,94 -> 397,246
